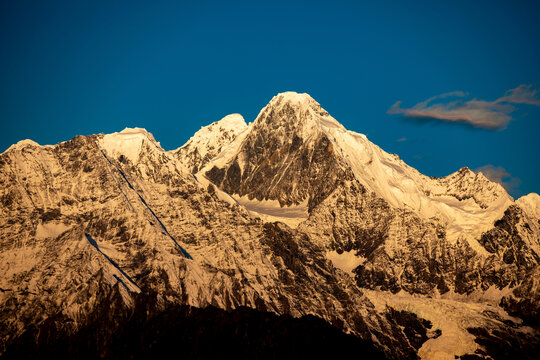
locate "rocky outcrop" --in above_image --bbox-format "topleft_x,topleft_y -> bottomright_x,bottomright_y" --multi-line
299,180 -> 540,315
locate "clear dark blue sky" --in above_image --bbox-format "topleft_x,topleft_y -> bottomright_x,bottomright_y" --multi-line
1,0 -> 539,196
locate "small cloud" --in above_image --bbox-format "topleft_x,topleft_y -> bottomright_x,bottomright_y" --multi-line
388,84 -> 540,130
496,84 -> 540,106
397,137 -> 407,142
475,165 -> 510,183
474,164 -> 521,195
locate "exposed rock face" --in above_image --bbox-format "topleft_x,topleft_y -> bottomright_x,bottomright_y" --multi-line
201,92 -> 514,242
479,205 -> 540,325
480,205 -> 539,271
0,127 -> 427,359
296,178 -> 540,305
198,92 -> 538,357
199,92 -> 539,309
205,94 -> 352,211
500,266 -> 540,326
466,324 -> 540,360
0,91 -> 539,359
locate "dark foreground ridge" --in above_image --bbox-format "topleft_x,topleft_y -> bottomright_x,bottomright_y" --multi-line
2,298 -> 388,360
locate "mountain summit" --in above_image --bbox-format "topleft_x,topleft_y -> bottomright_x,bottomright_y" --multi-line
201,92 -> 514,242
0,92 -> 538,359
172,114 -> 247,173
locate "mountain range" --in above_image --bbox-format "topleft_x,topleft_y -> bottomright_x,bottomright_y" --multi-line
1,92 -> 539,359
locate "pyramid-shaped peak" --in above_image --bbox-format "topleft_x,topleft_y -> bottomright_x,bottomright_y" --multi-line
253,91 -> 343,133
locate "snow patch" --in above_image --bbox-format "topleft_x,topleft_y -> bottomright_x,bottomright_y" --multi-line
214,113 -> 246,129
364,290 -> 522,360
100,127 -> 161,163
517,193 -> 540,220
197,122 -> 252,172
232,194 -> 308,228
194,174 -> 238,206
438,285 -> 516,307
326,250 -> 365,276
35,222 -> 71,239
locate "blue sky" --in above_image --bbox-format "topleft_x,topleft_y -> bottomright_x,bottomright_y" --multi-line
1,0 -> 539,196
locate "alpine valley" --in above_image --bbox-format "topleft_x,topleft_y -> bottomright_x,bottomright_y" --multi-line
1,92 -> 539,359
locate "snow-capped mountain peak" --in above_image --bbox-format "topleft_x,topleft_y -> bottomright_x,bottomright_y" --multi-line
200,92 -> 514,245
254,91 -> 345,135
215,113 -> 246,128
100,127 -> 162,163
1,92 -> 538,360
517,192 -> 540,220
309,108 -> 514,243
270,91 -> 317,105
173,114 -> 248,173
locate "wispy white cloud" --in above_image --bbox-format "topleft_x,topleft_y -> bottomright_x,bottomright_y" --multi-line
496,84 -> 540,105
474,164 -> 521,195
396,137 -> 407,142
388,84 -> 540,130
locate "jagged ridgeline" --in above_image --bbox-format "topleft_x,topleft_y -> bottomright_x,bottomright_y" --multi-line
0,92 -> 539,359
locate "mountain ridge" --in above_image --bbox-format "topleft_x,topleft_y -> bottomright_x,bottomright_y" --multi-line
200,92 -> 516,243
1,91 -> 539,359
